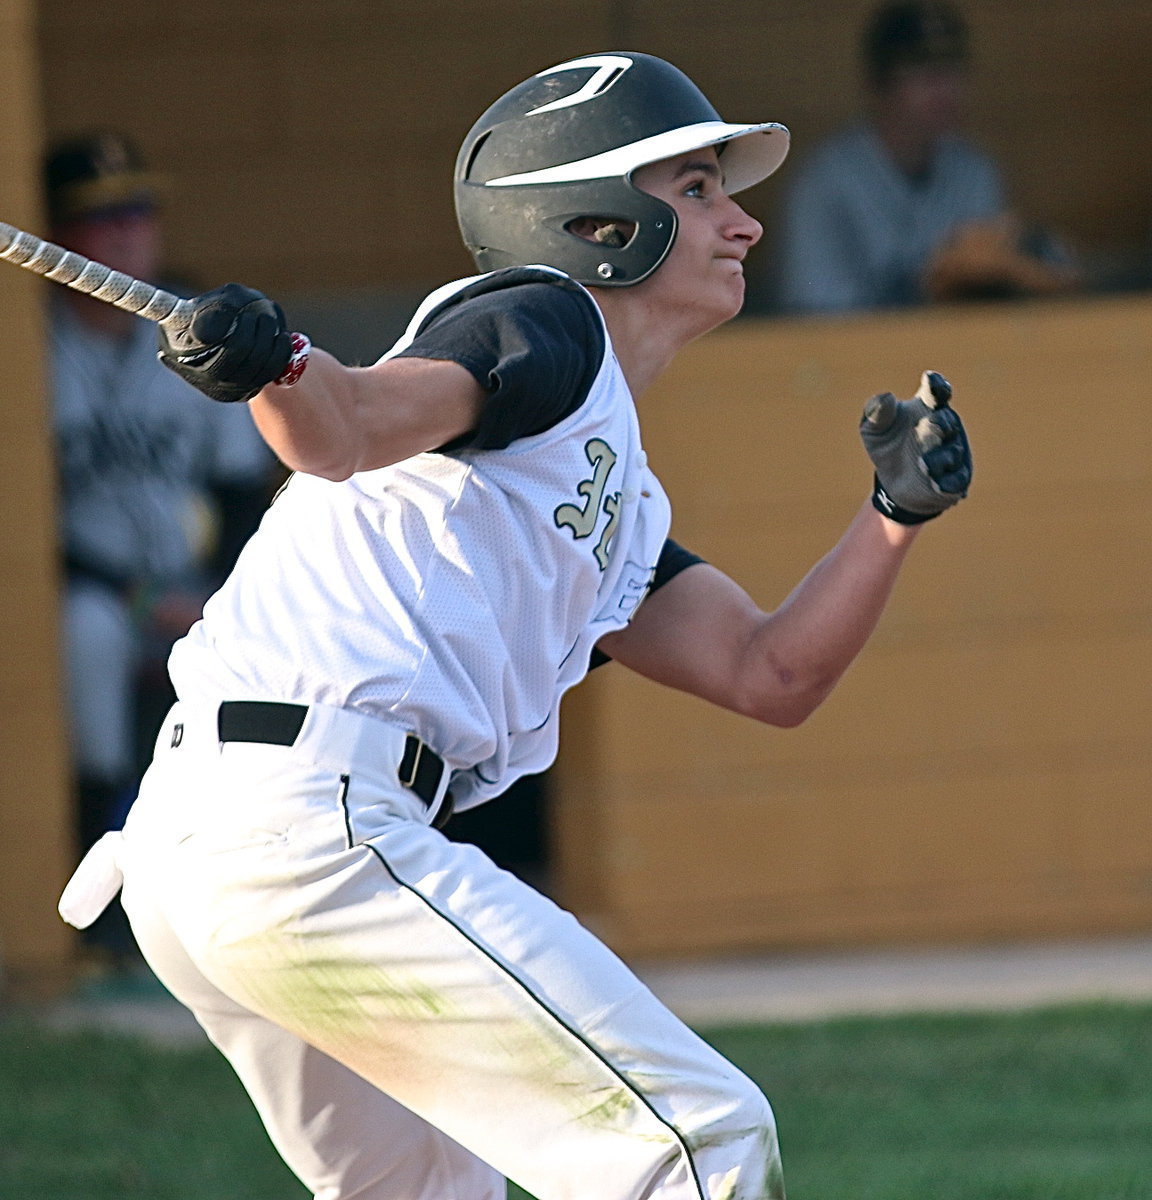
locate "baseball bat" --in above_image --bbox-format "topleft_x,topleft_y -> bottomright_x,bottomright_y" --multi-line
0,219 -> 193,328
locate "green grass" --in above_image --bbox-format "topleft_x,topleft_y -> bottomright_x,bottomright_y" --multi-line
2,1003 -> 1151,1199
705,1005 -> 1152,1200
0,1019 -> 306,1199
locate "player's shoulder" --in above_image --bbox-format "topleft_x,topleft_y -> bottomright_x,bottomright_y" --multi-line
422,266 -> 598,328
410,266 -> 606,368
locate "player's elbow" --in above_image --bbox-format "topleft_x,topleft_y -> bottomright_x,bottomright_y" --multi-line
734,658 -> 838,729
308,460 -> 357,483
744,691 -> 826,729
250,409 -> 360,482
275,446 -> 358,482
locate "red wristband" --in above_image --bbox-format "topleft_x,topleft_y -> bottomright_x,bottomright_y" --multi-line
275,332 -> 310,387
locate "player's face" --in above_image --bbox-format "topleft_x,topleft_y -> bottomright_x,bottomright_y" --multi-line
631,147 -> 763,331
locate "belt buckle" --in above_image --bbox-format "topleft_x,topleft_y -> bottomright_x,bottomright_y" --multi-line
400,735 -> 425,790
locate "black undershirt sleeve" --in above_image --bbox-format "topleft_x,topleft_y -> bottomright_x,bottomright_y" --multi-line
588,538 -> 707,670
394,275 -> 605,450
650,538 -> 708,591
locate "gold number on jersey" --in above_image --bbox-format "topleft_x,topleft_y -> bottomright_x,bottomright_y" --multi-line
555,437 -> 621,570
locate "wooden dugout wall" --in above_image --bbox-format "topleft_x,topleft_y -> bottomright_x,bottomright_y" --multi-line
3,1 -> 1152,989
32,0 -> 1152,297
0,0 -> 73,996
554,295 -> 1152,956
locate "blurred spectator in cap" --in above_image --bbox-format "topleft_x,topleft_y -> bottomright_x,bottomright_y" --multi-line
770,0 -> 1079,315
46,132 -> 167,336
44,130 -> 277,980
47,130 -> 163,224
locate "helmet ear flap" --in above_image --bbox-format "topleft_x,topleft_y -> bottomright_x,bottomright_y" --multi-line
463,179 -> 678,286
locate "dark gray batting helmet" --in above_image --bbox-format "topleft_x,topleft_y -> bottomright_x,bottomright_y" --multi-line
454,52 -> 790,287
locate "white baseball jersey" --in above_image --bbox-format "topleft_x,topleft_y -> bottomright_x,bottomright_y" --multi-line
168,267 -> 671,810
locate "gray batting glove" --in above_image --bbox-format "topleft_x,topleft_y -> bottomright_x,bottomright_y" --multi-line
860,370 -> 972,524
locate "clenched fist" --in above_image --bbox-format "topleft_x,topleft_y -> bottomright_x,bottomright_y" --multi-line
158,283 -> 292,404
860,370 -> 972,524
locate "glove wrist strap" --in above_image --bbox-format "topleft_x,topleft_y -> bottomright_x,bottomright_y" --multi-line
274,332 -> 311,388
870,475 -> 940,526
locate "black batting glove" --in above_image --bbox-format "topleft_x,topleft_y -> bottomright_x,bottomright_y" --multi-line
860,370 -> 972,524
158,283 -> 293,404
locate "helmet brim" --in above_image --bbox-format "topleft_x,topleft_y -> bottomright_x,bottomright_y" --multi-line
484,120 -> 790,194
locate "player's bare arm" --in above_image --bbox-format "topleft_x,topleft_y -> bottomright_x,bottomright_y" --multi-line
248,350 -> 485,479
601,369 -> 970,725
598,500 -> 918,727
153,283 -> 485,478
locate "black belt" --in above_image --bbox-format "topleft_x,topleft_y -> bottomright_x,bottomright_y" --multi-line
216,701 -> 447,810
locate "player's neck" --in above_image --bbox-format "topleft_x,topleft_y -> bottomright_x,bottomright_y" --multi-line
589,290 -> 706,398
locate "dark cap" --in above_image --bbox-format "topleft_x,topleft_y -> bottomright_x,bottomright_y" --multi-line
863,1 -> 971,84
44,131 -> 163,224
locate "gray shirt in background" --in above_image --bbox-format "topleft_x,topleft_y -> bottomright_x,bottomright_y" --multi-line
772,121 -> 1004,315
51,302 -> 274,590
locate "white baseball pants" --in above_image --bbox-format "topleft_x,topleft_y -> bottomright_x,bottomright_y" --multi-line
109,702 -> 783,1200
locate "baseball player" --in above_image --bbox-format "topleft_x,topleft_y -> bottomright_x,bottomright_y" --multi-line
59,51 -> 972,1200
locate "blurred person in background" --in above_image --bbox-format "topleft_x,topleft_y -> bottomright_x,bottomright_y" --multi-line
772,0 -> 1079,315
45,131 -> 277,977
